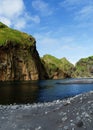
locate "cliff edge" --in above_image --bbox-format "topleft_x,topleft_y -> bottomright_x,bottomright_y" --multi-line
0,22 -> 48,81
41,54 -> 74,79
72,56 -> 93,77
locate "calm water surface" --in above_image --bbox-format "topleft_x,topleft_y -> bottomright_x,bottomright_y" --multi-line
0,79 -> 93,104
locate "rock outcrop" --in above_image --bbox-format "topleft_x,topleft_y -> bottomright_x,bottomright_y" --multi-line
41,54 -> 74,79
1,22 -> 93,81
60,57 -> 74,77
72,56 -> 93,77
0,22 -> 48,81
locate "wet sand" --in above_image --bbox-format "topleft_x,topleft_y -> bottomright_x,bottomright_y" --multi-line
0,91 -> 93,130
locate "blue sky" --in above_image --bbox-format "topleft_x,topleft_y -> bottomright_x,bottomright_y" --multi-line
0,0 -> 93,64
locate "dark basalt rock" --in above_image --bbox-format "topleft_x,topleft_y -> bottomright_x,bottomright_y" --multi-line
76,120 -> 83,127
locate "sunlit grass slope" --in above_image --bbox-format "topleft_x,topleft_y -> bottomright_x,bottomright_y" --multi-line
0,22 -> 35,46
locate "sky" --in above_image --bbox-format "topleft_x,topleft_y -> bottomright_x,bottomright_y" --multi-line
0,0 -> 93,64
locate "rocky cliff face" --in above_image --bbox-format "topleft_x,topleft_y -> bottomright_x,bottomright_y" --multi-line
0,22 -> 48,81
72,56 -> 93,77
41,54 -> 74,79
42,54 -> 93,79
1,22 -> 93,81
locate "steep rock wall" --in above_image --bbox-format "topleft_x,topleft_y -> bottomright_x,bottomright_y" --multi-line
0,41 -> 48,81
72,56 -> 93,77
41,54 -> 74,79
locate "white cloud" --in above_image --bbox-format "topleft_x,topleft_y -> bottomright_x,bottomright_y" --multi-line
0,0 -> 40,30
74,5 -> 93,21
59,0 -> 93,26
0,16 -> 11,26
0,0 -> 25,29
0,0 -> 25,18
34,30 -> 93,64
34,32 -> 77,62
59,0 -> 92,9
25,14 -> 40,24
30,15 -> 40,24
35,32 -> 75,45
13,18 -> 26,30
32,0 -> 53,16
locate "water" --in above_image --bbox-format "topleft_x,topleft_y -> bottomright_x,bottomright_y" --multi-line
0,78 -> 93,104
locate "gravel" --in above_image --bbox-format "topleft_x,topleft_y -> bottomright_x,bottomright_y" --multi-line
0,91 -> 93,130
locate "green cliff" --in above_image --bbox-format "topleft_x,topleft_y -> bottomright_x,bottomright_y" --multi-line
1,22 -> 93,80
60,57 -> 74,77
41,54 -> 74,79
73,56 -> 93,77
0,22 -> 35,46
0,22 -> 48,81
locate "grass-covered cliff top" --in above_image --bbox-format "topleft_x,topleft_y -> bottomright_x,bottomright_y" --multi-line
76,56 -> 93,65
0,22 -> 35,46
42,54 -> 74,71
42,54 -> 61,66
73,56 -> 93,77
42,54 -> 74,66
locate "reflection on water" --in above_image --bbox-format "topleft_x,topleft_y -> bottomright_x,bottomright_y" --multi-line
0,81 -> 39,104
0,79 -> 93,104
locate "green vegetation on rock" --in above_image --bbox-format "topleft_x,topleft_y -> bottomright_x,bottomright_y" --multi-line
73,56 -> 93,77
41,55 -> 60,78
0,22 -> 35,46
0,22 -> 48,81
1,22 -> 93,80
42,54 -> 93,79
60,57 -> 74,76
41,54 -> 74,79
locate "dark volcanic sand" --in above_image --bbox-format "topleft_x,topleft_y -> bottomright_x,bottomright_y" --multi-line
0,91 -> 93,130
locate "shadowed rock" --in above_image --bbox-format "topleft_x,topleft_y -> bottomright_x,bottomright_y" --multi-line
0,22 -> 48,81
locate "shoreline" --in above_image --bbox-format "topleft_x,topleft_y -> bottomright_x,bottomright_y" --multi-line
0,91 -> 93,130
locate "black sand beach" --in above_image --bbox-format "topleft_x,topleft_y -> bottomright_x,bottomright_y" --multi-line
0,91 -> 93,130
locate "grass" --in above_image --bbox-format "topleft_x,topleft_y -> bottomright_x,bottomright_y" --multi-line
73,56 -> 93,77
42,54 -> 61,66
42,54 -> 74,77
0,22 -> 35,46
